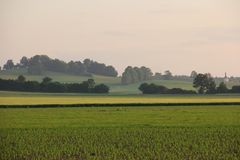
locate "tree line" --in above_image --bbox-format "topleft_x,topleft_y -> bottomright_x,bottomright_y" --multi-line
3,55 -> 118,77
139,73 -> 240,94
193,73 -> 240,94
139,83 -> 196,94
121,66 -> 153,84
0,76 -> 109,93
121,67 -> 199,85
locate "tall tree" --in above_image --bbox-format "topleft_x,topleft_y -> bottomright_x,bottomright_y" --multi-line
193,73 -> 216,94
3,60 -> 14,70
20,56 -> 29,67
163,70 -> 173,80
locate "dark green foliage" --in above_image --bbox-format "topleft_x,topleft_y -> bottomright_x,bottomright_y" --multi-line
0,78 -> 109,93
17,75 -> 26,83
193,73 -> 216,94
121,66 -> 153,84
42,77 -> 52,84
231,85 -> 240,93
94,84 -> 110,93
217,82 -> 228,93
139,83 -> 196,94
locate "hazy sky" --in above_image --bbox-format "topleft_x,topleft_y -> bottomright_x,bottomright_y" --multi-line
1,0 -> 240,76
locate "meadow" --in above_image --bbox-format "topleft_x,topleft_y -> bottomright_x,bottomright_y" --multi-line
0,106 -> 240,159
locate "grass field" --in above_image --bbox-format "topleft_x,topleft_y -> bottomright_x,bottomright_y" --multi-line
0,106 -> 240,159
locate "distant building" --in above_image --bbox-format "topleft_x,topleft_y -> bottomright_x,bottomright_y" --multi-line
224,72 -> 229,83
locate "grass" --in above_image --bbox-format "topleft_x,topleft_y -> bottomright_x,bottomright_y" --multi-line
0,106 -> 240,159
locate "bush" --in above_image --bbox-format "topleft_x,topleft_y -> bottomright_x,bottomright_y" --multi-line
139,83 -> 196,94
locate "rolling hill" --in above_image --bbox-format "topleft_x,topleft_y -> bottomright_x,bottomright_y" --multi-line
3,69 -> 239,94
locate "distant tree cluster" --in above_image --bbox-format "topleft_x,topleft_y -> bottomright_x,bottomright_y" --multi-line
154,70 -> 198,81
0,76 -> 109,93
3,55 -> 118,77
193,73 -> 240,94
121,66 -> 153,84
139,83 -> 196,94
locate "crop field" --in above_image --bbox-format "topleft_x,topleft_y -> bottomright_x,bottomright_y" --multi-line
0,105 -> 240,159
1,91 -> 240,159
1,91 -> 240,106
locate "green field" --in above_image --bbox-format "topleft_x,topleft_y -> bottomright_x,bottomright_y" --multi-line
0,92 -> 240,159
0,105 -> 240,159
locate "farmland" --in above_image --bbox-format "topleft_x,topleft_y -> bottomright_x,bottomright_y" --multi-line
1,105 -> 240,159
1,72 -> 240,159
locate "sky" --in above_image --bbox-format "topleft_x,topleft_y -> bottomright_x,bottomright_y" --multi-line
1,0 -> 240,76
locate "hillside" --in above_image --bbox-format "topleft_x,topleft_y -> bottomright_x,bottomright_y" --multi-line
1,69 -> 240,94
0,69 -> 196,94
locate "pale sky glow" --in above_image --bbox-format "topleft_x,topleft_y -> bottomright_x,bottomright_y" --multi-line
1,0 -> 240,76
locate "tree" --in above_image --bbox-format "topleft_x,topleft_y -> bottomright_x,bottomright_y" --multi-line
154,72 -> 162,80
217,82 -> 228,93
3,60 -> 14,70
20,56 -> 29,67
121,66 -> 153,84
121,70 -> 132,85
193,73 -> 216,94
17,75 -> 26,83
190,71 -> 197,79
140,66 -> 153,80
94,84 -> 109,93
163,70 -> 172,80
42,77 -> 52,84
87,79 -> 95,91
139,83 -> 195,94
231,85 -> 240,93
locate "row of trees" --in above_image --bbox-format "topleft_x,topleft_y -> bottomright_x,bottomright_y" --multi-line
121,67 -> 199,85
139,73 -> 240,94
3,55 -> 118,77
193,73 -> 240,94
0,76 -> 109,93
139,83 -> 196,94
121,66 -> 153,84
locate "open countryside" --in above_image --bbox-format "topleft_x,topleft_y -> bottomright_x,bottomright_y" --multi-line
1,0 -> 240,159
